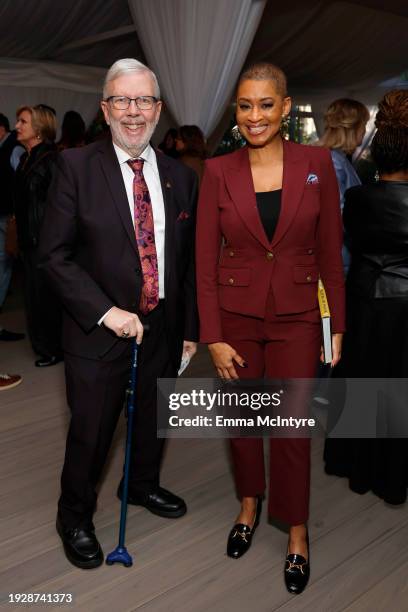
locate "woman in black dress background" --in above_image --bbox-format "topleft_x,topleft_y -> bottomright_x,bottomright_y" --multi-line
14,104 -> 62,367
324,90 -> 408,504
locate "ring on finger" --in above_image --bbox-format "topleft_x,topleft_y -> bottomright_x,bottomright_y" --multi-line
121,330 -> 130,338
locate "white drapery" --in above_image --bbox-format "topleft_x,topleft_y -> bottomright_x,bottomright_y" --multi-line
129,0 -> 266,137
0,59 -> 105,134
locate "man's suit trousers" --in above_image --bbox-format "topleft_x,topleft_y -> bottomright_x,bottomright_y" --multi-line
58,301 -> 176,528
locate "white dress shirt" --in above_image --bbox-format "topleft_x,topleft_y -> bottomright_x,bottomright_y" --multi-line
99,142 -> 166,324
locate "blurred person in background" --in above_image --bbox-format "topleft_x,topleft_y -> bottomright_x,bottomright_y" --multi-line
85,108 -> 109,143
57,110 -> 86,151
14,104 -> 62,366
317,98 -> 369,275
0,112 -> 25,341
314,100 -> 368,401
158,127 -> 178,158
175,125 -> 206,186
324,90 -> 408,505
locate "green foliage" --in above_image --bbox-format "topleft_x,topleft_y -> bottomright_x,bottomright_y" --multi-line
214,116 -> 245,157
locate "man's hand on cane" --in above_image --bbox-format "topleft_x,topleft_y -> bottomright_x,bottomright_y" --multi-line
103,306 -> 144,344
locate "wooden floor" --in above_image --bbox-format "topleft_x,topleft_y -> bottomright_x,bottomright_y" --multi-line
1,289 -> 408,611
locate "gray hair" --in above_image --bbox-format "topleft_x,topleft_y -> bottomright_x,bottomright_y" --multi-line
103,58 -> 160,99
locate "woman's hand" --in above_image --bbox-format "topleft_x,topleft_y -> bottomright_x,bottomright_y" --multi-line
320,333 -> 343,367
208,342 -> 247,380
331,333 -> 343,367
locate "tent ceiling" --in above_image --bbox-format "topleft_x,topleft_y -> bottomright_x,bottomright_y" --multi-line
349,0 -> 408,18
0,0 -> 406,131
0,0 -> 406,95
0,0 -> 145,67
248,1 -> 408,101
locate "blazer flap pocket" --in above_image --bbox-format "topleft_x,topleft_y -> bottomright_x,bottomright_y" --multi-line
294,247 -> 317,264
218,267 -> 251,286
293,265 -> 319,284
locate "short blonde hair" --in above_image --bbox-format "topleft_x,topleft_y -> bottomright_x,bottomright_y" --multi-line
237,62 -> 288,97
16,104 -> 57,142
319,98 -> 369,155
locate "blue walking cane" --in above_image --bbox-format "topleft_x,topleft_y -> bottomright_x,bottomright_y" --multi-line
106,338 -> 138,568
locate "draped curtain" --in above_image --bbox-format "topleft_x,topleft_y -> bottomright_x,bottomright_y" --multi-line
129,0 -> 266,137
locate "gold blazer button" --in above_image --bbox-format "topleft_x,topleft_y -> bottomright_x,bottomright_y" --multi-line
228,277 -> 234,285
229,251 -> 235,257
266,251 -> 274,260
306,275 -> 312,282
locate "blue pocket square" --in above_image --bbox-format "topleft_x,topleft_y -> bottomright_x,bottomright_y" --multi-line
306,173 -> 319,184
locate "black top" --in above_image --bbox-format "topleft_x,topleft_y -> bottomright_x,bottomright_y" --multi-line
344,180 -> 408,298
0,131 -> 20,215
14,141 -> 57,249
256,189 -> 282,242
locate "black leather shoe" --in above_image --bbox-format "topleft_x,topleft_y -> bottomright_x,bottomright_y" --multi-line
284,531 -> 310,594
0,329 -> 25,341
56,518 -> 103,569
227,498 -> 262,559
117,484 -> 187,518
35,355 -> 63,367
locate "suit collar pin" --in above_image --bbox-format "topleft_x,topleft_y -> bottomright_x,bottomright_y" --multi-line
165,181 -> 172,189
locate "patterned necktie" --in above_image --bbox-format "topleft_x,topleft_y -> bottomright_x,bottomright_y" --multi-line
127,158 -> 159,314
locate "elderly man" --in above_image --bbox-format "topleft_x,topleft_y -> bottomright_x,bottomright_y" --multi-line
40,59 -> 198,569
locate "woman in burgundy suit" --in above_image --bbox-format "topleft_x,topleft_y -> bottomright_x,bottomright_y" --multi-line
196,63 -> 345,595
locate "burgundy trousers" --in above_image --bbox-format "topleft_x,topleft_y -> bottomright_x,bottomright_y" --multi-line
220,293 -> 321,525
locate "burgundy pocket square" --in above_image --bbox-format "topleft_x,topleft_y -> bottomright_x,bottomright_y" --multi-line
177,211 -> 190,221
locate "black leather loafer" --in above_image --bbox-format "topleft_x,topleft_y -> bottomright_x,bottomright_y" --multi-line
35,355 -> 63,368
117,484 -> 187,518
227,498 -> 262,559
56,518 -> 103,569
284,532 -> 310,594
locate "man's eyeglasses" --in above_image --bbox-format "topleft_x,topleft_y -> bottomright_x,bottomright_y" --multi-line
105,96 -> 158,111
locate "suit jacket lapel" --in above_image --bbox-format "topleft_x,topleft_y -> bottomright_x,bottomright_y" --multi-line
224,147 -> 271,250
98,138 -> 138,255
271,139 -> 309,247
155,149 -> 174,288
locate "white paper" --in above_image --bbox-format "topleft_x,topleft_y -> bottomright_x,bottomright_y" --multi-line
178,352 -> 191,376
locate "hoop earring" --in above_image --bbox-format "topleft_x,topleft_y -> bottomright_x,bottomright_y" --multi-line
231,124 -> 243,142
